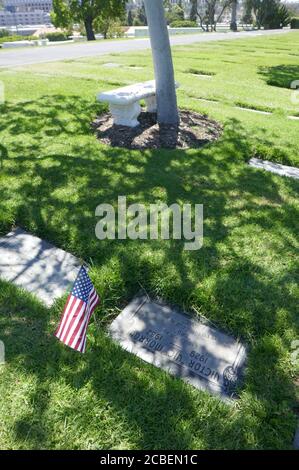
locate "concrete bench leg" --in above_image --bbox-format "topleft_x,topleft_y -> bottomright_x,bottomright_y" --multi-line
109,101 -> 141,127
144,95 -> 157,113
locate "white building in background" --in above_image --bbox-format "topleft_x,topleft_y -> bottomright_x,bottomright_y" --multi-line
0,0 -> 52,28
127,0 -> 192,8
3,0 -> 52,11
126,0 -> 143,10
0,10 -> 51,27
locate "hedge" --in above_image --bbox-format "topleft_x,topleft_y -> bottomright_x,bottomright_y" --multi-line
290,17 -> 299,29
45,32 -> 69,42
0,29 -> 9,38
0,35 -> 35,44
169,20 -> 197,28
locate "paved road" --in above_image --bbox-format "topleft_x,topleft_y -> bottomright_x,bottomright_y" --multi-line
0,29 -> 292,69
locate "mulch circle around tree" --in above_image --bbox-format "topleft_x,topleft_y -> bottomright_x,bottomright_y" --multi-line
92,109 -> 222,150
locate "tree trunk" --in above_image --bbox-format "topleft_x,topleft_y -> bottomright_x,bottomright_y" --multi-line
189,0 -> 198,22
210,6 -> 216,31
230,0 -> 238,32
84,16 -> 96,41
143,0 -> 179,126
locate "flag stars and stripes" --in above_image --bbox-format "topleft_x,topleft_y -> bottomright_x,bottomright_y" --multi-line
55,265 -> 100,353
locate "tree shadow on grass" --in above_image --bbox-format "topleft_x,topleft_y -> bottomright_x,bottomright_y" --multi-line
0,95 -> 104,139
258,65 -> 299,89
0,143 -> 8,169
2,270 -> 297,449
0,94 -> 298,449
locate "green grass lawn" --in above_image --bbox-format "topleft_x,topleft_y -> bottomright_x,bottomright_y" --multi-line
0,32 -> 298,450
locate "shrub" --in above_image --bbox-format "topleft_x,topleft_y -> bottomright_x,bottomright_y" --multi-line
252,0 -> 291,29
290,17 -> 299,29
106,22 -> 125,39
132,18 -> 144,26
133,5 -> 147,26
263,3 -> 290,29
170,20 -> 197,28
0,35 -> 35,44
94,18 -> 124,39
127,9 -> 134,26
45,32 -> 69,42
0,29 -> 9,38
165,4 -> 184,25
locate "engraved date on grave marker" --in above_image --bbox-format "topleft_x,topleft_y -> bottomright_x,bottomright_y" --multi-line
109,296 -> 247,401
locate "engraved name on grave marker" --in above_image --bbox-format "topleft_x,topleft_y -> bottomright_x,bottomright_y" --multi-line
109,296 -> 247,401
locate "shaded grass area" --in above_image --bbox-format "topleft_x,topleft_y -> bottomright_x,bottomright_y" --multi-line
258,65 -> 299,89
0,32 -> 298,449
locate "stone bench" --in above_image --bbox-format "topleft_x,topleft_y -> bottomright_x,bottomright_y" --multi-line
32,39 -> 49,47
97,80 -> 179,127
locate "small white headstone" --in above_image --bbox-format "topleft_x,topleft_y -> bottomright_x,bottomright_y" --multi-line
102,63 -> 122,68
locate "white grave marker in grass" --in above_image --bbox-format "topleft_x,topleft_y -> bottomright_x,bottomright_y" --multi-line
249,158 -> 299,180
0,228 -> 80,307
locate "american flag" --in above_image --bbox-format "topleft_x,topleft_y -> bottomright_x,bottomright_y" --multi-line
55,266 -> 100,353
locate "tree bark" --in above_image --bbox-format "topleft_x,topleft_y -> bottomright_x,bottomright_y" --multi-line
84,16 -> 96,41
230,0 -> 238,31
144,0 -> 179,126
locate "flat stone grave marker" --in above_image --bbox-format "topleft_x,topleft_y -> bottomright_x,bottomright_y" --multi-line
0,227 -> 80,307
102,63 -> 122,68
249,157 -> 299,180
109,296 -> 247,401
235,106 -> 272,115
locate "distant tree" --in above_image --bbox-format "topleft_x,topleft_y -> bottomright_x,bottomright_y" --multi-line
241,2 -> 253,24
244,0 -> 290,29
165,3 -> 185,24
173,3 -> 185,20
195,0 -> 234,32
51,0 -> 127,41
189,0 -> 198,21
51,0 -> 73,31
0,29 -> 9,38
230,0 -> 238,31
275,3 -> 291,27
127,9 -> 133,26
94,17 -> 124,39
163,0 -> 172,10
134,1 -> 147,25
